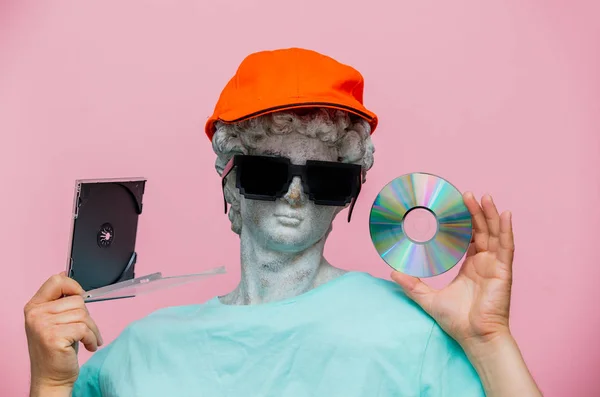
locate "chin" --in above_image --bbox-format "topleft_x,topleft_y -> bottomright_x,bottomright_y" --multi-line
257,220 -> 326,252
263,229 -> 317,253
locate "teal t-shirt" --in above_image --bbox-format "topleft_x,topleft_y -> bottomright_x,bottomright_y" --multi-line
73,272 -> 484,396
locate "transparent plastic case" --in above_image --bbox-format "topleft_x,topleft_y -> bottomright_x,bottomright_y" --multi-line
83,266 -> 226,302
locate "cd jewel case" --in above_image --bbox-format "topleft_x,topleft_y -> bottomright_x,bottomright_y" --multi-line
66,177 -> 226,302
83,266 -> 227,303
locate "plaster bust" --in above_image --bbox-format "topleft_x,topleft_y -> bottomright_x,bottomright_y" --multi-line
211,108 -> 374,305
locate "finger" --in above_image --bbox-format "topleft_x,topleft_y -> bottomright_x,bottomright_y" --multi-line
481,195 -> 501,252
78,325 -> 99,352
53,308 -> 103,346
29,273 -> 85,305
56,322 -> 99,352
391,271 -> 436,314
43,295 -> 87,314
497,211 -> 515,268
463,192 -> 489,252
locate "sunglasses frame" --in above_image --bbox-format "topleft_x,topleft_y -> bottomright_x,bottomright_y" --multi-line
221,155 -> 363,222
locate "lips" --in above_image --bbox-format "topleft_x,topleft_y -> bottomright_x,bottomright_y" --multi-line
274,213 -> 303,226
274,213 -> 302,220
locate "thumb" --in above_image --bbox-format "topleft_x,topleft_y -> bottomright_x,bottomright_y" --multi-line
391,271 -> 436,313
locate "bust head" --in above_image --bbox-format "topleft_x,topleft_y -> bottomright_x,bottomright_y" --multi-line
212,108 -> 375,253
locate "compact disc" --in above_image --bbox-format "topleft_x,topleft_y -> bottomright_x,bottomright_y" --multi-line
369,173 -> 472,278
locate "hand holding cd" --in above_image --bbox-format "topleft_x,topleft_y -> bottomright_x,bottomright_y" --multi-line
391,193 -> 514,351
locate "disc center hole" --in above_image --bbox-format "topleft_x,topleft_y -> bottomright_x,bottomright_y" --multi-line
404,208 -> 438,243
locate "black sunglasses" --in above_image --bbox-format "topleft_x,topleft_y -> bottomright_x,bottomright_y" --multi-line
221,155 -> 363,222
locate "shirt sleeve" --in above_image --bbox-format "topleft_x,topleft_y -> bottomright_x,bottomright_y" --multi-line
72,345 -> 112,397
419,322 -> 485,397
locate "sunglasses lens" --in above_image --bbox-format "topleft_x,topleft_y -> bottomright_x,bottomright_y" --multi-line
305,164 -> 357,204
238,157 -> 289,197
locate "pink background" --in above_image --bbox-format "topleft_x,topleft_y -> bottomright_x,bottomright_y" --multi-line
1,1 -> 599,395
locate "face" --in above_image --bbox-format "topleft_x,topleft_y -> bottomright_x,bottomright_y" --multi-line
238,133 -> 343,253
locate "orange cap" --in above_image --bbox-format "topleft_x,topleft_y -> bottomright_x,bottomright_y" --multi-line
205,48 -> 378,140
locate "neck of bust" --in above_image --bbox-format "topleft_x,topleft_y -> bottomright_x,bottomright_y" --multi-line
219,228 -> 345,305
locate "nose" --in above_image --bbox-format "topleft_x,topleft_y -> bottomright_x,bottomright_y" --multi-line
283,177 -> 306,207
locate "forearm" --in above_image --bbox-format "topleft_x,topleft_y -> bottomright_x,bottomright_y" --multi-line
463,332 -> 542,397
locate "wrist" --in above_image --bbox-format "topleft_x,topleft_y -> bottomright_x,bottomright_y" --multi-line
460,328 -> 514,363
30,380 -> 73,397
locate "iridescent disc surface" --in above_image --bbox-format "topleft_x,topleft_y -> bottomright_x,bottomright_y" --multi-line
369,173 -> 473,278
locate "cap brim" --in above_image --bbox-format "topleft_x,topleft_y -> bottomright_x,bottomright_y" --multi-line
205,98 -> 378,140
